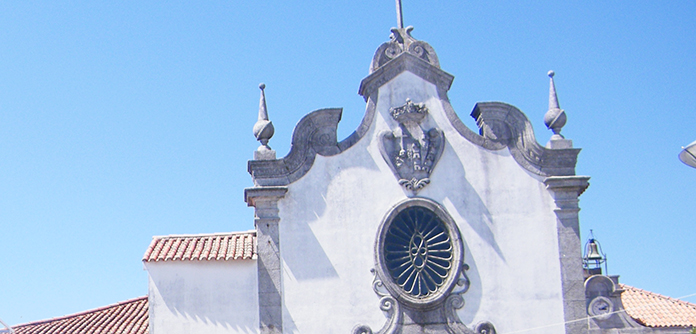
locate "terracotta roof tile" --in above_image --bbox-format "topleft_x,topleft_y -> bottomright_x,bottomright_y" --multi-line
620,284 -> 696,328
142,231 -> 257,262
12,297 -> 148,334
9,281 -> 696,333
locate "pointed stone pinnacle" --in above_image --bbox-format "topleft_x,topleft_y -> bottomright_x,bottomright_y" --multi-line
543,71 -> 572,149
548,71 -> 560,111
544,71 -> 566,136
253,83 -> 276,160
258,83 -> 268,122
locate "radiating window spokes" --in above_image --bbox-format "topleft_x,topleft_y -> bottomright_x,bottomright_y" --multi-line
384,206 -> 453,298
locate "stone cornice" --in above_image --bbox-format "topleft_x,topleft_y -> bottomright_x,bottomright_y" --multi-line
544,176 -> 591,195
359,52 -> 454,102
244,187 -> 289,207
471,102 -> 581,177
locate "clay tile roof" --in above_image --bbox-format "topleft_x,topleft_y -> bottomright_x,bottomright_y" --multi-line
142,231 -> 257,262
11,296 -> 148,334
620,284 -> 696,328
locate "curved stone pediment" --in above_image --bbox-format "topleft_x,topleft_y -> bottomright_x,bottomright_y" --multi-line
470,102 -> 580,176
248,29 -> 580,187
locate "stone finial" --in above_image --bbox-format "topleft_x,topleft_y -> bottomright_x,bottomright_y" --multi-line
544,71 -> 572,149
253,83 -> 276,160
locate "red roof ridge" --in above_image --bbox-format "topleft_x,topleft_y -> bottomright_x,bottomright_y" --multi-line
150,230 -> 256,239
12,296 -> 147,328
143,230 -> 257,262
619,283 -> 696,327
620,283 -> 696,308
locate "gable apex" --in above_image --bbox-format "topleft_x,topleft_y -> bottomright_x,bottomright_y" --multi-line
359,51 -> 454,102
359,27 -> 453,101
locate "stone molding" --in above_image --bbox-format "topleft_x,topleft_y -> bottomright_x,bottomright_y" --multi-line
359,52 -> 454,102
544,176 -> 590,334
471,102 -> 581,177
374,198 -> 464,308
245,186 -> 288,334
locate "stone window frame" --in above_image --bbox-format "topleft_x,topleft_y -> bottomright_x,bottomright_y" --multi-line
374,197 -> 464,309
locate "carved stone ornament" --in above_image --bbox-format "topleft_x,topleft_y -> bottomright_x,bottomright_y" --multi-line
370,26 -> 440,74
379,100 -> 444,194
353,198 -> 496,334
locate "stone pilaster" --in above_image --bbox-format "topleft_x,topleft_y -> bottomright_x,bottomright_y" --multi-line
544,176 -> 590,334
245,186 -> 288,334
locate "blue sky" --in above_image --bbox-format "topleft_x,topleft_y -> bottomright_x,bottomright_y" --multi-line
2,1 -> 695,327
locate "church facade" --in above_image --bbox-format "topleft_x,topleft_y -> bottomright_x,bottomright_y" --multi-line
147,22 -> 590,333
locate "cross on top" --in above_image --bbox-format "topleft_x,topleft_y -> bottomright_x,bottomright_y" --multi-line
395,0 -> 404,29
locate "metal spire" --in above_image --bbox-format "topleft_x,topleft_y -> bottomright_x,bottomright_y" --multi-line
396,0 -> 404,29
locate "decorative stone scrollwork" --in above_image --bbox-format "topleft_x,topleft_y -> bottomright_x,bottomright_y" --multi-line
470,102 -> 580,176
379,100 -> 444,194
248,108 -> 343,186
353,198 -> 496,334
370,27 -> 440,74
353,271 -> 402,334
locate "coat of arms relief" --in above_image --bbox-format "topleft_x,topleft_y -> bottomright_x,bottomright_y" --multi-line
379,99 -> 444,193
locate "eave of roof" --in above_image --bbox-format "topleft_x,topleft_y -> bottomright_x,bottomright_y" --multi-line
142,230 -> 256,262
12,297 -> 148,334
621,283 -> 696,328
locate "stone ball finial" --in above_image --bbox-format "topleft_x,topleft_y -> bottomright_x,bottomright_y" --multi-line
544,106 -> 567,136
544,70 -> 566,139
253,83 -> 275,153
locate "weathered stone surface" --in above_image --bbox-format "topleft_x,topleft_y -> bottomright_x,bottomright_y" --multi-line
545,176 -> 591,334
245,186 -> 287,334
472,102 -> 581,176
248,109 -> 343,186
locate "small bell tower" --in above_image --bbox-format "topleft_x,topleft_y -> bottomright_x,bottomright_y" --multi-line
583,230 -> 608,278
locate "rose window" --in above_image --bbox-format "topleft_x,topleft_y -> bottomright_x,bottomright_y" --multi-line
384,206 -> 453,297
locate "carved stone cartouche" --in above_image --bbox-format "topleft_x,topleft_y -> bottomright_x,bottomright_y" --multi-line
379,100 -> 444,193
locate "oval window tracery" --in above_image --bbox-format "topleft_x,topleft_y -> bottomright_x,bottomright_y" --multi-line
384,206 -> 453,298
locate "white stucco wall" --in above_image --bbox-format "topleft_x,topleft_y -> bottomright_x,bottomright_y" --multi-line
146,260 -> 259,334
278,71 -> 566,333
